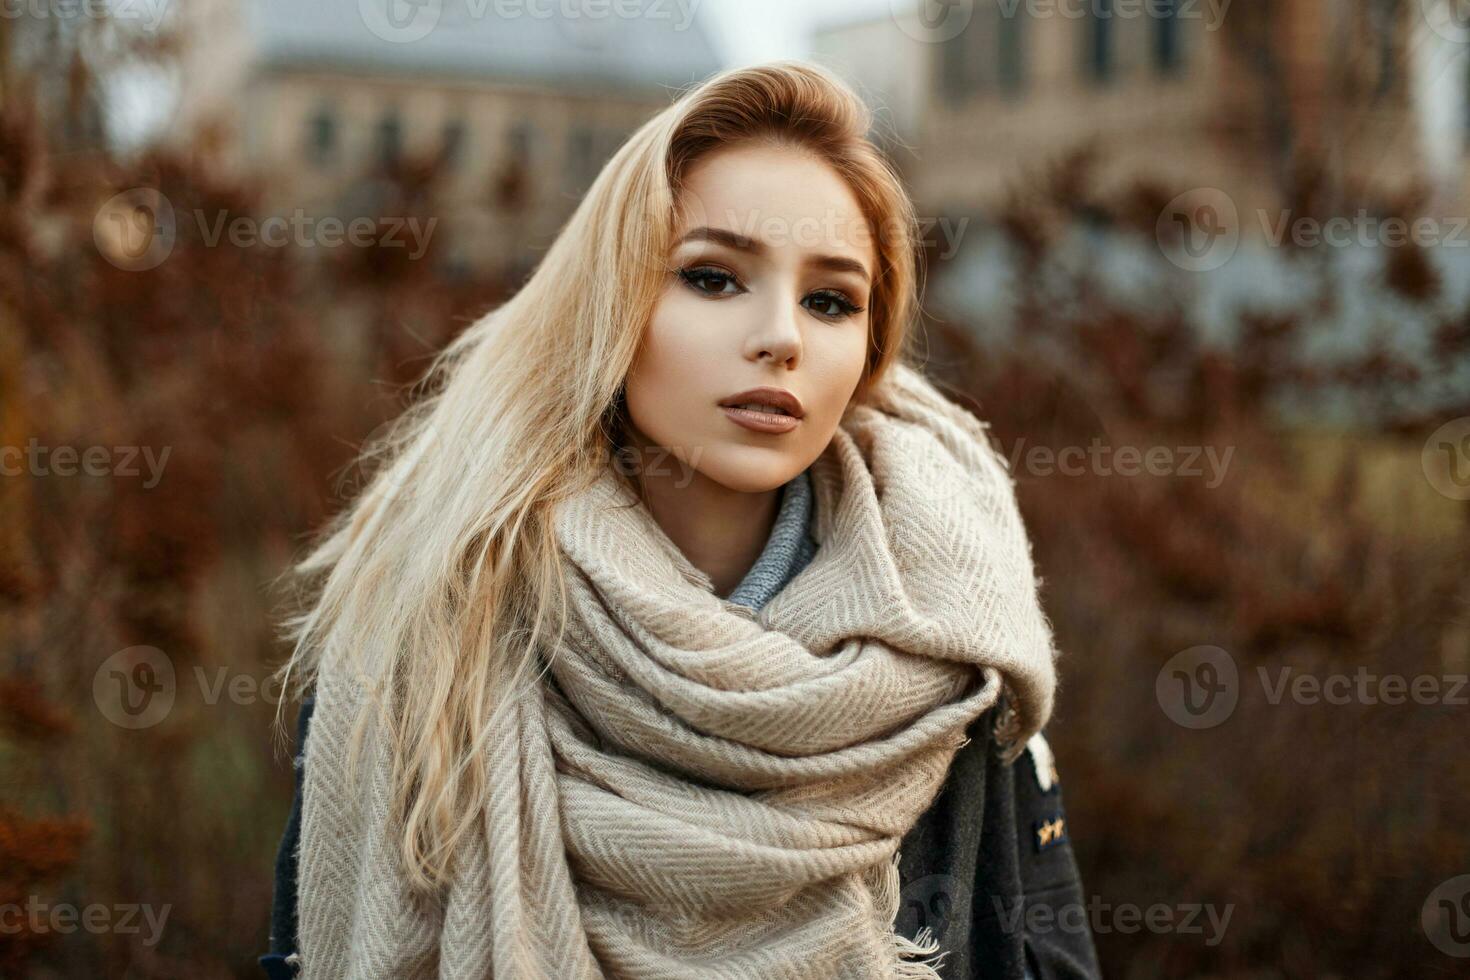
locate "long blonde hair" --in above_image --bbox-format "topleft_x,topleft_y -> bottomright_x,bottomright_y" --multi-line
274,60 -> 924,891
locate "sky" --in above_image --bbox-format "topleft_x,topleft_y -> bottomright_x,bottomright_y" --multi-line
697,0 -> 894,66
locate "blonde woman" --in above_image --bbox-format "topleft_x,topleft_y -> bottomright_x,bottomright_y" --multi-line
260,62 -> 1100,980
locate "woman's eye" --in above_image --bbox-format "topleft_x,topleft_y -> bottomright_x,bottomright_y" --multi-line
803,290 -> 864,320
678,267 -> 742,296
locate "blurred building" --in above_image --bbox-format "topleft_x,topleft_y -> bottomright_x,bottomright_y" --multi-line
814,0 -> 1470,422
814,0 -> 1470,229
814,0 -> 1237,216
170,0 -> 723,274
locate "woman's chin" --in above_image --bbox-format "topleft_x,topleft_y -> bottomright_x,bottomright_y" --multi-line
692,445 -> 814,495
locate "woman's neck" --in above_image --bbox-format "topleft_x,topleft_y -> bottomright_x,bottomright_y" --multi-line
616,441 -> 782,600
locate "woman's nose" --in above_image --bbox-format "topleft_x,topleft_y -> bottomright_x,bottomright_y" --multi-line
745,286 -> 803,366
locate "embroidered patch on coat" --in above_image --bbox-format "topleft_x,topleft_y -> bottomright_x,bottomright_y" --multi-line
1026,731 -> 1060,793
1034,813 -> 1068,852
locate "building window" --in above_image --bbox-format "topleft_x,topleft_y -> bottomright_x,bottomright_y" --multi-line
998,7 -> 1026,95
939,9 -> 1025,102
1155,0 -> 1183,75
507,120 -> 533,164
305,106 -> 336,167
1371,3 -> 1397,98
441,119 -> 465,171
376,111 -> 402,169
495,121 -> 535,209
1084,0 -> 1114,84
567,125 -> 595,190
939,25 -> 982,102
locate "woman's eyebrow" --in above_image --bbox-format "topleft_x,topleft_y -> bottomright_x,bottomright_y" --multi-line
675,226 -> 760,252
809,254 -> 872,285
676,226 -> 872,284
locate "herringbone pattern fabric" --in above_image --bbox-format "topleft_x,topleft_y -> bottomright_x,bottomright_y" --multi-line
297,362 -> 1058,978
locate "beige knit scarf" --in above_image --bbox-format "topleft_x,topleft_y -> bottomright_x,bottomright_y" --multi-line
296,362 -> 1059,979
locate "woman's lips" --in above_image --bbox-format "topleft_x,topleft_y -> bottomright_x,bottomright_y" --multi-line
721,405 -> 802,434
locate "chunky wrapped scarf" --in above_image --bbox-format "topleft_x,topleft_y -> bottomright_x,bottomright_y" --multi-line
296,362 -> 1059,979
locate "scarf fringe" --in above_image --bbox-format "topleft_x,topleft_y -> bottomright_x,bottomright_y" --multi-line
876,850 -> 949,980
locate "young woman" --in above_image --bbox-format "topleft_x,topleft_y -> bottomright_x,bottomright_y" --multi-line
261,62 -> 1101,980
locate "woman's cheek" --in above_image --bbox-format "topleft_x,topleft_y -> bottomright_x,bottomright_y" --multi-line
666,300 -> 745,390
627,295 -> 721,442
806,324 -> 868,427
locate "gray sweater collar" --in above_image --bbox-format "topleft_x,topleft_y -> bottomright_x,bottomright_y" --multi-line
725,468 -> 818,610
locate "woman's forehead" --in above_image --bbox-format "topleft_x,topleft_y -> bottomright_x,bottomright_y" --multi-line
672,144 -> 876,269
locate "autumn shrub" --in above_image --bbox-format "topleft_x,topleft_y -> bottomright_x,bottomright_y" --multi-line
917,152 -> 1470,978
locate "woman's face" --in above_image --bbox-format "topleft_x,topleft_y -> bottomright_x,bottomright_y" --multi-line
623,140 -> 878,494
